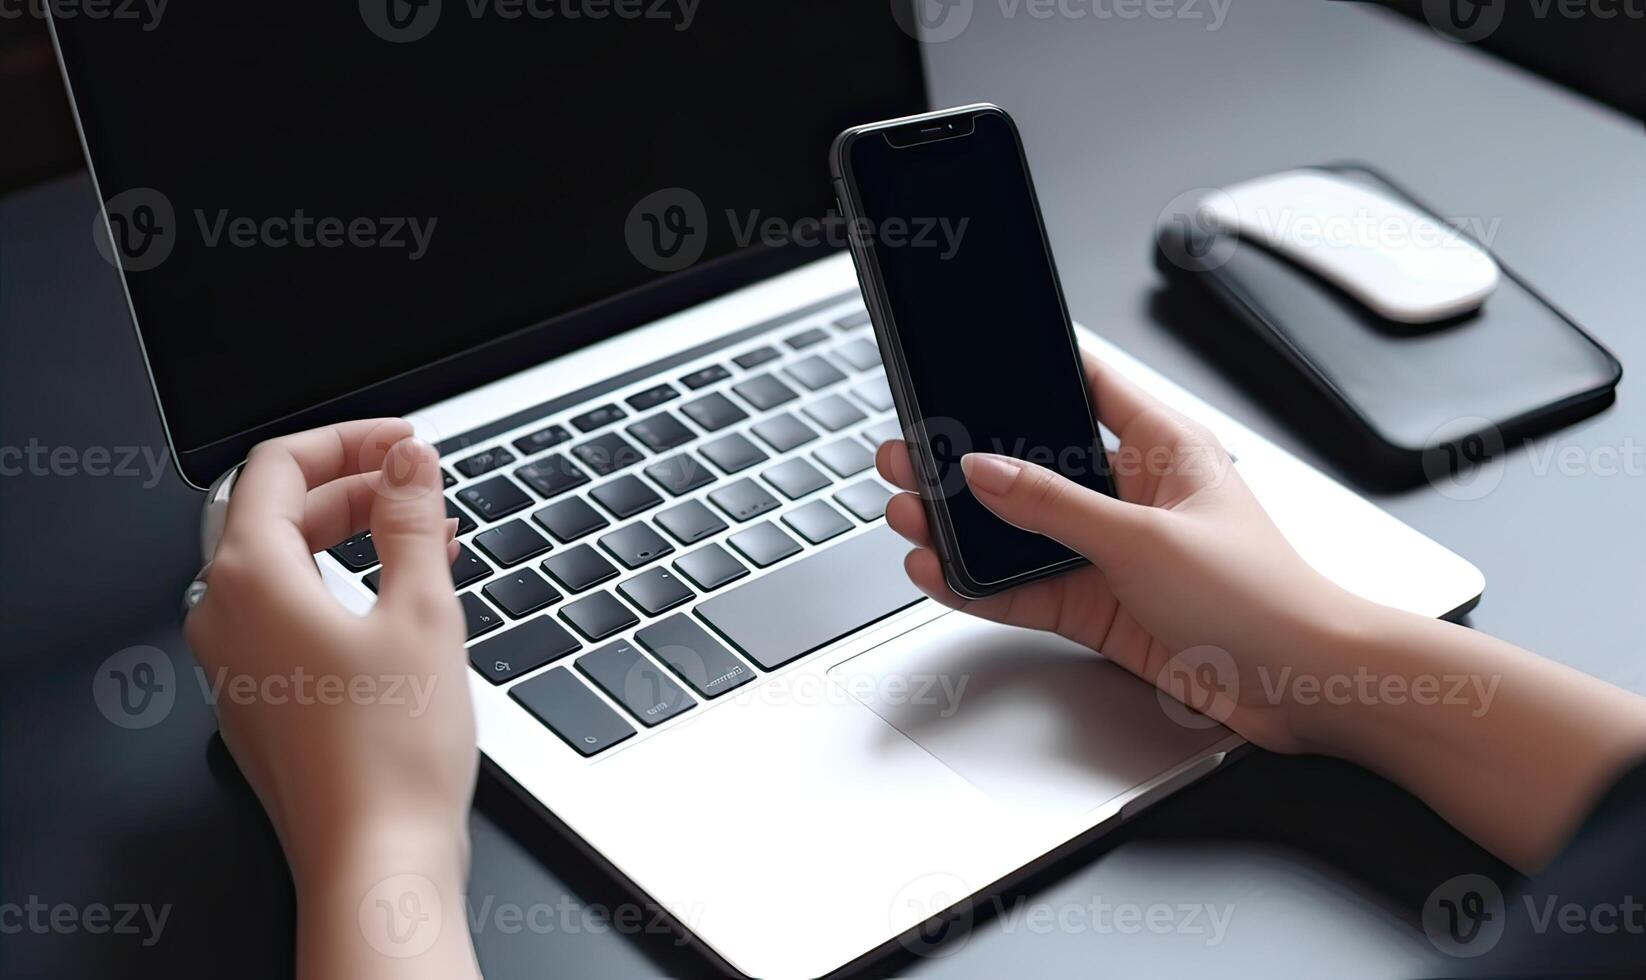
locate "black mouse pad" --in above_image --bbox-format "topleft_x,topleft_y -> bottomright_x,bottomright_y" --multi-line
1154,163 -> 1621,487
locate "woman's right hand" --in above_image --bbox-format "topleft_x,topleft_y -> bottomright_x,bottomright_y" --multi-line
875,350 -> 1368,753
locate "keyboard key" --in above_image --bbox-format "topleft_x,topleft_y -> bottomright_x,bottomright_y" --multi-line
835,337 -> 882,371
589,474 -> 663,519
733,346 -> 780,369
510,667 -> 634,756
457,475 -> 533,521
786,355 -> 847,391
442,469 -> 457,489
834,480 -> 893,521
728,522 -> 802,568
542,544 -> 619,593
697,525 -> 923,670
570,404 -> 626,432
515,455 -> 589,499
750,413 -> 817,453
679,392 -> 748,432
643,453 -> 717,496
512,424 -> 572,456
785,326 -> 831,350
852,375 -> 894,412
473,519 -> 552,567
617,567 -> 695,616
679,364 -> 731,389
532,496 -> 608,542
654,499 -> 727,545
560,590 -> 640,641
625,384 -> 678,411
577,640 -> 694,727
673,544 -> 748,592
483,567 -> 561,618
469,615 -> 581,684
451,544 -> 493,588
460,591 -> 506,639
626,412 -> 694,453
708,478 -> 779,522
814,438 -> 874,477
572,432 -> 644,477
599,522 -> 674,569
834,310 -> 871,330
635,614 -> 755,699
783,500 -> 853,544
453,446 -> 516,479
803,394 -> 867,432
328,531 -> 379,572
731,373 -> 799,411
447,496 -> 477,535
762,457 -> 830,500
862,419 -> 903,447
699,433 -> 768,474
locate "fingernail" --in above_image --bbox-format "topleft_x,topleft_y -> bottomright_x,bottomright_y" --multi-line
961,453 -> 1022,495
384,437 -> 435,488
445,517 -> 460,538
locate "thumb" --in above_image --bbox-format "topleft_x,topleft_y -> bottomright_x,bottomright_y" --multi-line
960,452 -> 1151,565
369,437 -> 456,617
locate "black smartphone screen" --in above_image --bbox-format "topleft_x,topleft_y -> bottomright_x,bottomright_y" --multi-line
844,108 -> 1112,589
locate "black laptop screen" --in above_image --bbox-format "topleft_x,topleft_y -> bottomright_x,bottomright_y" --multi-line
52,4 -> 925,479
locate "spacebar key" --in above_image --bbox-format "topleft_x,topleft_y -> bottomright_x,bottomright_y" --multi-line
695,524 -> 924,670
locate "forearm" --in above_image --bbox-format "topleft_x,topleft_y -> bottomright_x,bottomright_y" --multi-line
292,819 -> 482,980
1295,596 -> 1646,872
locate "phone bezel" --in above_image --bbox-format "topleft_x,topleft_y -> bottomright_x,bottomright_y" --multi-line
829,103 -> 1112,599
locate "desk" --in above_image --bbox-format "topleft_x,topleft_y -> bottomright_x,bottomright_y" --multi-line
3,2 -> 1643,976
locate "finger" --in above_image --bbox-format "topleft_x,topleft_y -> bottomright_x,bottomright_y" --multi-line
369,437 -> 458,618
875,439 -> 921,494
227,418 -> 414,546
1080,350 -> 1176,440
884,492 -> 934,549
301,472 -> 377,553
960,452 -> 1152,566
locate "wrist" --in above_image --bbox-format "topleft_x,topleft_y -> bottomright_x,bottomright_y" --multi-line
288,807 -> 470,901
1270,585 -> 1404,758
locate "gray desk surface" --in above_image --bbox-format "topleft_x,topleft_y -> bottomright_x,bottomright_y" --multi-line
3,2 -> 1642,977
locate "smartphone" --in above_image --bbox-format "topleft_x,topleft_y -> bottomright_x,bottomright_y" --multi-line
830,103 -> 1114,598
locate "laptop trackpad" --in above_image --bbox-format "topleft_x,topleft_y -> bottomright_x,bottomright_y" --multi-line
829,613 -> 1231,819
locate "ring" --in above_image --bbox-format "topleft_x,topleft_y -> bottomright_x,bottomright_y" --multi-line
180,560 -> 213,623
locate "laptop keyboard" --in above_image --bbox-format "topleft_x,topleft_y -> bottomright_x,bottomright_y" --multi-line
327,302 -> 921,759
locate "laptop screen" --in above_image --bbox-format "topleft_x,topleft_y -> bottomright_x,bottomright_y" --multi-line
52,5 -> 926,484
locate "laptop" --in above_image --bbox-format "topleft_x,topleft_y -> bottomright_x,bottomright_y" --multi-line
50,6 -> 1484,976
